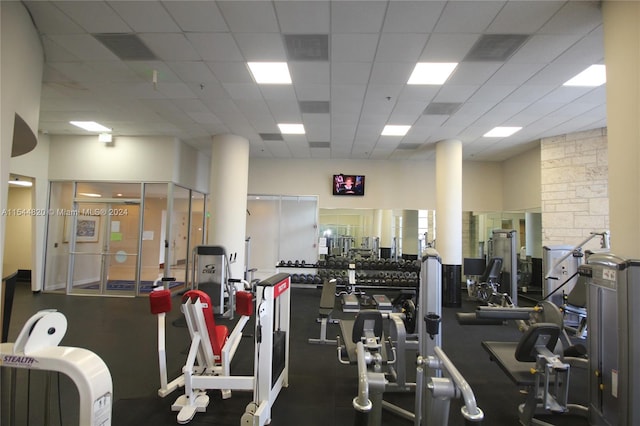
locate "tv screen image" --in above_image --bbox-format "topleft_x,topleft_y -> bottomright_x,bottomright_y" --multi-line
333,174 -> 365,196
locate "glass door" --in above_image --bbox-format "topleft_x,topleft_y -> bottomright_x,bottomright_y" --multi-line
69,200 -> 141,296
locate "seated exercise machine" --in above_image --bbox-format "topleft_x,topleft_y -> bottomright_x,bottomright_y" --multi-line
150,273 -> 290,425
337,248 -> 484,425
192,245 -> 245,320
481,322 -> 587,426
0,310 -> 113,426
465,257 -> 515,307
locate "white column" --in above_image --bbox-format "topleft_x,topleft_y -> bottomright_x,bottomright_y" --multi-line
435,139 -> 462,264
436,139 -> 463,307
402,210 -> 419,256
603,2 -> 640,258
525,212 -> 542,258
208,134 -> 249,280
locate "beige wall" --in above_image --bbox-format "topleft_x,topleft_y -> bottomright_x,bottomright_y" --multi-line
3,187 -> 33,273
249,157 -> 510,212
503,146 -> 541,212
1,2 -> 44,279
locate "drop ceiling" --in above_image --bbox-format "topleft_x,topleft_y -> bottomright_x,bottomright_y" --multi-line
24,0 -> 606,161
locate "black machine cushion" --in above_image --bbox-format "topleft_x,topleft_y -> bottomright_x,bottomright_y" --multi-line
351,310 -> 383,343
515,322 -> 560,362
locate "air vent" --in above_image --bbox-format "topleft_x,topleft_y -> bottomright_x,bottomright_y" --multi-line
423,102 -> 462,115
397,143 -> 422,150
309,141 -> 330,148
259,133 -> 284,141
93,33 -> 157,61
299,101 -> 330,114
463,34 -> 529,62
284,34 -> 329,61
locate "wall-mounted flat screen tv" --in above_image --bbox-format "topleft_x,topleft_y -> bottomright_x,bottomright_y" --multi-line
333,174 -> 365,196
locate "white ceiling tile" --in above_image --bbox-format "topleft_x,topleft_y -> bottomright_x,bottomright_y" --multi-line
397,86 -> 439,103
310,148 -> 331,159
331,1 -> 386,33
485,63 -> 546,86
173,99 -> 210,114
526,62 -> 585,86
501,85 -> 554,103
420,34 -> 479,62
509,34 -> 583,64
55,1 -> 131,33
289,62 -> 330,85
139,34 -> 201,61
263,141 -> 292,157
217,1 -> 279,33
187,112 -> 223,125
433,1 -> 504,33
553,32 -> 604,65
234,33 -> 288,61
162,1 -> 228,32
207,62 -> 254,84
331,34 -> 379,62
274,1 -> 330,33
222,83 -> 263,100
265,100 -> 301,122
375,34 -> 428,63
369,62 -> 413,85
107,1 -> 181,33
304,115 -> 331,140
48,34 -> 120,61
538,1 -> 603,35
167,62 -> 219,83
331,125 -> 357,141
41,36 -> 80,62
27,2 -> 86,34
186,33 -> 244,62
294,85 -> 331,101
331,63 -> 372,86
383,1 -> 446,33
467,85 -> 516,102
331,85 -> 367,103
260,86 -> 298,101
448,63 -> 502,86
127,61 -> 180,83
433,85 -> 479,103
486,1 -> 565,34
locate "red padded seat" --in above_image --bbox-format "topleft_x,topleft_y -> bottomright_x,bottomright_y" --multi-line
182,290 -> 229,362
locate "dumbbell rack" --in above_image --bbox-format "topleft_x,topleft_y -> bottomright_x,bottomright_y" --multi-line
276,257 -> 420,291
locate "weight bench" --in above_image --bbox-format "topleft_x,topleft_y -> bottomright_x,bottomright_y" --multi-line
482,323 -> 587,425
309,279 -> 339,344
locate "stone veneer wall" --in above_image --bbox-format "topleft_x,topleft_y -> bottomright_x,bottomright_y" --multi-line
541,128 -> 609,251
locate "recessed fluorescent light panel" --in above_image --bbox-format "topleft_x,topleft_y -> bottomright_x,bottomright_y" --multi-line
407,63 -> 458,85
381,125 -> 411,136
247,62 -> 292,84
277,123 -> 305,134
483,126 -> 522,137
70,121 -> 111,132
563,64 -> 606,87
9,179 -> 32,187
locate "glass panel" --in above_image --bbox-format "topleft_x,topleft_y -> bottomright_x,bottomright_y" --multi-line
187,191 -> 206,287
141,183 -> 168,285
169,185 -> 191,286
43,181 -> 74,292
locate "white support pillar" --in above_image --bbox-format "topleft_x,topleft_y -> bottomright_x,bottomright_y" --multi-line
436,139 -> 462,307
603,2 -> 640,259
208,134 -> 249,280
402,210 -> 419,256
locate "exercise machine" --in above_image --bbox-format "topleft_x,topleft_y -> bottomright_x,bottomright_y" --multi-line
488,230 -> 519,305
578,253 -> 640,425
191,245 -> 240,319
151,273 -> 290,425
0,310 -> 112,426
543,231 -> 609,336
336,248 -> 483,425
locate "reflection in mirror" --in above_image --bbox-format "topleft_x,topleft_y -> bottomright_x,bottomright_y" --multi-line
319,209 -> 436,260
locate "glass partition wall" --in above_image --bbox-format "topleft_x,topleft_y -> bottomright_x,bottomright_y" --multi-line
43,181 -> 206,296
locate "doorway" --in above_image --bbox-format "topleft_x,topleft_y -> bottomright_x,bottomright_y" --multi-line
68,200 -> 141,296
